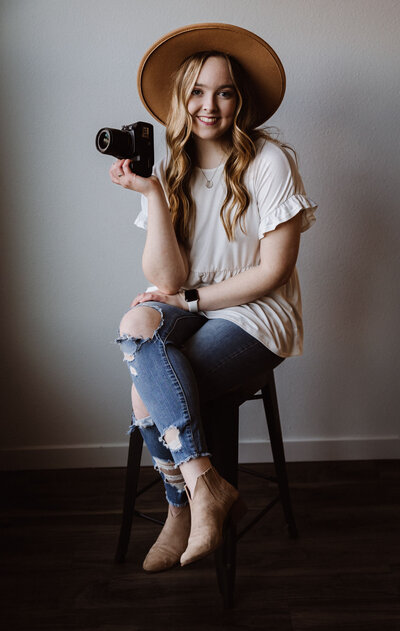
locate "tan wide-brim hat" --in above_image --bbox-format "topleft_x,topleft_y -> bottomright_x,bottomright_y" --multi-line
137,23 -> 286,127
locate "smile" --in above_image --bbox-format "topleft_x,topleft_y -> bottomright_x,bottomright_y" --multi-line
197,116 -> 219,125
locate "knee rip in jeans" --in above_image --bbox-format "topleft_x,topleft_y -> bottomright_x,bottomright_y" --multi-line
154,457 -> 186,493
115,305 -> 164,376
159,425 -> 182,452
128,414 -> 155,433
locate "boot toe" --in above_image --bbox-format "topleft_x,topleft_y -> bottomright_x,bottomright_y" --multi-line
143,548 -> 177,572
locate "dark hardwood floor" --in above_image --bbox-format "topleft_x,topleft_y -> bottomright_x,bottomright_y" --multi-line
1,460 -> 399,630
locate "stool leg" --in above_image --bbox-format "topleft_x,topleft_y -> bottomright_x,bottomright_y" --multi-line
262,378 -> 298,539
115,427 -> 143,563
205,399 -> 239,609
214,522 -> 237,609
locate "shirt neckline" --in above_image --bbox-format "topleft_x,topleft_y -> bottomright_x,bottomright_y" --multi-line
195,163 -> 225,173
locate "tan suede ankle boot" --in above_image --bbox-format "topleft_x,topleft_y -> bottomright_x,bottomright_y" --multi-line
180,466 -> 247,567
143,504 -> 191,572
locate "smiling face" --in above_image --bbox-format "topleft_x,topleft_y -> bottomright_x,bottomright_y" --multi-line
187,55 -> 238,144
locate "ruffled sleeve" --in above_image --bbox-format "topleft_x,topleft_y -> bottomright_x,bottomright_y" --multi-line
258,193 -> 317,237
253,141 -> 317,239
134,195 -> 148,230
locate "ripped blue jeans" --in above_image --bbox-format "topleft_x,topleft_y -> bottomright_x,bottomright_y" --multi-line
116,302 -> 283,507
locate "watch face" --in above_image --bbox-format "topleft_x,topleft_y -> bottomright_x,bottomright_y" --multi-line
185,289 -> 199,302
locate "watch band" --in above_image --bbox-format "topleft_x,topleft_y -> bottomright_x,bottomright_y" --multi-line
184,289 -> 199,312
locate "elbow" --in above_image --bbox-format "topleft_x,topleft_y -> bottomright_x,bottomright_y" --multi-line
143,268 -> 187,296
278,267 -> 294,287
273,252 -> 298,288
148,273 -> 186,295
157,284 -> 182,295
265,263 -> 296,293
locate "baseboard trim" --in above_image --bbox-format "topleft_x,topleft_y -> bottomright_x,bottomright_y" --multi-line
1,435 -> 398,471
239,436 -> 400,463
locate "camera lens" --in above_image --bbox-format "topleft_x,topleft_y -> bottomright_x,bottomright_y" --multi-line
97,130 -> 111,152
95,127 -> 134,158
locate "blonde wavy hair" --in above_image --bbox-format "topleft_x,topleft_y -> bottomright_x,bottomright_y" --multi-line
165,51 -> 296,243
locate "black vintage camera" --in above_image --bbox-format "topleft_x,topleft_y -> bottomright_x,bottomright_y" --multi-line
96,121 -> 154,177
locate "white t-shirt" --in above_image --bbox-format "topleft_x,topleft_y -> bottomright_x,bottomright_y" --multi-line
135,139 -> 317,357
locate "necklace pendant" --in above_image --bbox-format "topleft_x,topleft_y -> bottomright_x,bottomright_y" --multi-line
205,180 -> 213,189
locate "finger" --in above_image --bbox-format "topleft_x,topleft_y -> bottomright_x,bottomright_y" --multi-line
138,293 -> 154,303
122,159 -> 134,176
109,160 -> 125,183
110,159 -> 124,173
130,293 -> 144,307
139,293 -> 163,303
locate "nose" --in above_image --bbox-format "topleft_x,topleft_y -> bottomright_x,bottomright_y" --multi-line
202,92 -> 217,112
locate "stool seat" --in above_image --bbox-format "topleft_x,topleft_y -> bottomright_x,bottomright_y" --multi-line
115,371 -> 298,608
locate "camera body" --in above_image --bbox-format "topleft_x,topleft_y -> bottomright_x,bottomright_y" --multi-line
96,121 -> 154,178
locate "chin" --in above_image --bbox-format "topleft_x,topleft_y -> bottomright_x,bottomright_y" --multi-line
193,126 -> 227,141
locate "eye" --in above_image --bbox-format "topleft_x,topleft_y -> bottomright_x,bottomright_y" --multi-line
191,88 -> 202,96
218,90 -> 235,99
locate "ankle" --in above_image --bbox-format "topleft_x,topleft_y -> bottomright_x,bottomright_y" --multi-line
180,457 -> 212,496
169,503 -> 188,517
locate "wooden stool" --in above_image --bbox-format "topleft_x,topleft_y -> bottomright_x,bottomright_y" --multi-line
115,371 -> 298,608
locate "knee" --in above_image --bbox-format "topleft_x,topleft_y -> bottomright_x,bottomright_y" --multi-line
119,305 -> 162,340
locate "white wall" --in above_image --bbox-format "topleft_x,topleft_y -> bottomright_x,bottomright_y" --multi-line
1,0 -> 399,470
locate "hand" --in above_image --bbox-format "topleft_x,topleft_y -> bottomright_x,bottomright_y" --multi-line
109,159 -> 161,197
130,290 -> 188,310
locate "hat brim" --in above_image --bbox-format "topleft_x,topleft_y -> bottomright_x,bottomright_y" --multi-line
137,23 -> 286,127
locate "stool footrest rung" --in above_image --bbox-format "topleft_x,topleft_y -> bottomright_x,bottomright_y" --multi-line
133,510 -> 165,526
238,465 -> 278,484
236,495 -> 280,541
135,477 -> 162,498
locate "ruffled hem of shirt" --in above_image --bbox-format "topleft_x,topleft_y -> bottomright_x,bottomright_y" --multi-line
185,264 -> 256,287
258,194 -> 318,239
199,309 -> 303,358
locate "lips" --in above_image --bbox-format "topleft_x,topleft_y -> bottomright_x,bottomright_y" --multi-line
197,116 -> 219,125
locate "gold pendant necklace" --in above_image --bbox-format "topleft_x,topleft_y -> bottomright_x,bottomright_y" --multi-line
199,154 -> 224,189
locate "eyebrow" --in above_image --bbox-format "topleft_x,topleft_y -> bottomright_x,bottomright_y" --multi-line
194,83 -> 235,89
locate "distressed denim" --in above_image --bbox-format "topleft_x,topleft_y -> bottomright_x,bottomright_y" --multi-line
116,301 -> 283,507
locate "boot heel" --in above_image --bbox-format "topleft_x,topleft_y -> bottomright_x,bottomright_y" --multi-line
229,496 -> 247,524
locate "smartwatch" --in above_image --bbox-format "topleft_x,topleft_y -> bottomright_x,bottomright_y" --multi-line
184,289 -> 200,313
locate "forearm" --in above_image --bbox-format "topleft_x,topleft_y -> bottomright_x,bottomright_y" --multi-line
196,213 -> 301,310
130,263 -> 286,312
197,263 -> 289,311
133,212 -> 301,312
142,191 -> 188,293
108,162 -> 187,292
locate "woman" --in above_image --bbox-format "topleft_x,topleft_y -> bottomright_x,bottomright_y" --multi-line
110,24 -> 317,572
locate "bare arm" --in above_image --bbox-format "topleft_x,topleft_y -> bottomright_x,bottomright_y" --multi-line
196,213 -> 302,309
110,159 -> 188,293
132,212 -> 302,310
142,188 -> 189,293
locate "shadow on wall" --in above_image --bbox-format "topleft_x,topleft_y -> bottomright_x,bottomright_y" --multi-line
0,303 -> 129,459
307,76 -> 400,437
